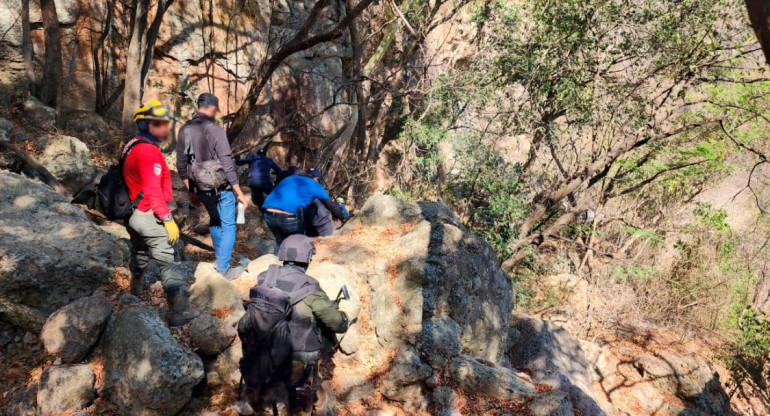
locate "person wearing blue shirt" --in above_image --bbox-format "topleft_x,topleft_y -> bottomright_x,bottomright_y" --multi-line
235,149 -> 282,207
262,172 -> 346,253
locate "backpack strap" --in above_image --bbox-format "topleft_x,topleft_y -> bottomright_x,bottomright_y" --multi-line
183,125 -> 195,163
120,138 -> 153,205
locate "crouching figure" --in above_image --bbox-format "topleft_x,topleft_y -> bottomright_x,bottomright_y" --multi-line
238,235 -> 359,415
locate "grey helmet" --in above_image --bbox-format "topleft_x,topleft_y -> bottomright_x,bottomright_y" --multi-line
278,235 -> 316,263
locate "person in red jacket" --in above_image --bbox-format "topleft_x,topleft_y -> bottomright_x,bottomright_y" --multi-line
123,100 -> 200,327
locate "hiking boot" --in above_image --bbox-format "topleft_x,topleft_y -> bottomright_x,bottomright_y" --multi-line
219,266 -> 245,281
129,269 -> 144,296
166,285 -> 201,327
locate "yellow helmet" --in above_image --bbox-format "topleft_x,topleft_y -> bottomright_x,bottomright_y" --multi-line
133,100 -> 172,123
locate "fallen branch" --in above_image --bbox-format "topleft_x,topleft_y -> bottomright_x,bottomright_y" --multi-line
0,140 -> 69,197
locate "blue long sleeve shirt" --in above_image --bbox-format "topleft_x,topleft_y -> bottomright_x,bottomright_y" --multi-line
262,175 -> 345,220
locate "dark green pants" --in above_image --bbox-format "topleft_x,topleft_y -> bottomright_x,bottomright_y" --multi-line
126,210 -> 187,291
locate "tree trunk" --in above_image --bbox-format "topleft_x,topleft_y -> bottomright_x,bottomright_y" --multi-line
21,0 -> 36,96
39,0 -> 62,106
122,0 -> 149,136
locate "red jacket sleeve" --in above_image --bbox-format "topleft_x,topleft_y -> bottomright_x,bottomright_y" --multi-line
137,147 -> 172,219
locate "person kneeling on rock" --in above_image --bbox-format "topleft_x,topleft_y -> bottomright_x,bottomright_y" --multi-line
238,235 -> 359,416
123,100 -> 201,327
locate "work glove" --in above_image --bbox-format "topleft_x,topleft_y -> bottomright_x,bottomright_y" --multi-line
338,298 -> 361,322
164,219 -> 180,244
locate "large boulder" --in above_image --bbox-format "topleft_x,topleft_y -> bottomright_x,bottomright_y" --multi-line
449,355 -> 535,402
509,313 -> 611,416
63,112 -> 111,143
582,337 -> 733,416
23,96 -> 55,130
323,195 -> 515,409
101,306 -> 205,416
190,263 -> 245,318
40,294 -> 112,363
307,262 -> 361,355
189,314 -> 236,355
0,172 -> 126,329
36,364 -> 95,416
37,134 -> 98,193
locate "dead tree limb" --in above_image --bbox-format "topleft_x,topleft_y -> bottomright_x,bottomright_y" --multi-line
0,141 -> 69,197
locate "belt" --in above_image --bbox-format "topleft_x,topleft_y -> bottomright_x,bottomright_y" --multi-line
266,210 -> 296,219
198,186 -> 232,196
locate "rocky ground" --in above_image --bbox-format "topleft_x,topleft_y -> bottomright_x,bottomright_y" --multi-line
0,100 -> 755,416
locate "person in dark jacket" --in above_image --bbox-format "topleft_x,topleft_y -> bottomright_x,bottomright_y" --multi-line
177,93 -> 249,280
235,149 -> 281,207
262,173 -> 346,254
249,235 -> 358,416
303,168 -> 334,237
277,154 -> 301,183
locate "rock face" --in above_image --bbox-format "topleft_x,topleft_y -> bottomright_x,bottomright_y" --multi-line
22,96 -> 55,130
581,336 -> 734,416
37,134 -> 98,193
63,112 -> 111,143
101,306 -> 204,416
318,194 -> 515,412
0,172 -> 126,329
509,313 -> 611,416
40,294 -> 112,363
36,364 -> 95,416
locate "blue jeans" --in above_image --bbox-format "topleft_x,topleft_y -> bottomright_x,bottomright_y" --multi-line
200,190 -> 237,272
264,211 -> 304,254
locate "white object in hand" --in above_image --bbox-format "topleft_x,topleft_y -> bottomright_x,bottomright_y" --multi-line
236,202 -> 245,224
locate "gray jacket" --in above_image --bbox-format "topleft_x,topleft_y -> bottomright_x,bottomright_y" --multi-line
176,113 -> 239,187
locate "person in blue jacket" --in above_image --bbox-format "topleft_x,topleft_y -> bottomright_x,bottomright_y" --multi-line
235,149 -> 282,207
304,168 -> 334,237
262,172 -> 346,253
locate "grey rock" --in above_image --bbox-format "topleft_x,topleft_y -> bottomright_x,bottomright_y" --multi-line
509,313 -> 608,416
5,385 -> 36,416
189,314 -> 236,355
0,117 -> 13,140
250,236 -> 276,258
0,172 -> 126,330
450,355 -> 535,401
63,112 -> 111,143
432,386 -> 462,416
23,331 -> 37,345
529,390 -> 575,416
307,262 -> 361,355
211,341 -> 243,388
23,96 -> 55,130
420,316 -> 462,368
190,264 -> 245,318
36,365 -> 95,416
348,194 -> 424,226
118,293 -> 141,305
381,346 -> 432,401
247,254 -> 281,278
101,306 -> 204,416
37,134 -> 98,193
40,294 -> 112,363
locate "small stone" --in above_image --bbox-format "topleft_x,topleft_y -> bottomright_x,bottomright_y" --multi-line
118,293 -> 140,305
233,400 -> 255,415
23,332 -> 37,345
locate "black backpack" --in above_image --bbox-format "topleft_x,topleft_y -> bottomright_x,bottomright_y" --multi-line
238,265 -> 321,389
97,139 -> 147,220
